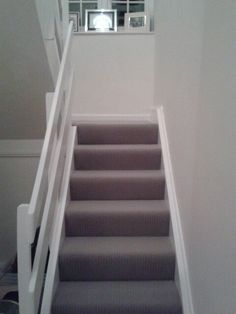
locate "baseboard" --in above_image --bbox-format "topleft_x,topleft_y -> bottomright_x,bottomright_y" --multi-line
156,106 -> 195,314
0,140 -> 43,158
72,113 -> 153,124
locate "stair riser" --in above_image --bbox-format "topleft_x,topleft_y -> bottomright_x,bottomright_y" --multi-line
52,304 -> 181,314
70,176 -> 165,200
59,255 -> 175,281
77,124 -> 158,144
65,212 -> 170,236
74,148 -> 161,170
52,281 -> 182,314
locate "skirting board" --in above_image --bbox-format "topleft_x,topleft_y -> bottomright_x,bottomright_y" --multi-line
0,140 -> 43,158
156,106 -> 194,314
72,113 -> 154,124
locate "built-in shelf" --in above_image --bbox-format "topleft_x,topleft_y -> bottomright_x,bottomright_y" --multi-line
74,31 -> 155,35
73,27 -> 155,35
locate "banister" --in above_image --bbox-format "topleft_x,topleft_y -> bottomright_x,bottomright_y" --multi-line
29,71 -> 73,311
40,125 -> 76,314
27,22 -> 73,243
17,21 -> 74,314
17,204 -> 32,314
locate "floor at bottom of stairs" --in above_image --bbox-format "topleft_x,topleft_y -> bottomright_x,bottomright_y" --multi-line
52,280 -> 182,314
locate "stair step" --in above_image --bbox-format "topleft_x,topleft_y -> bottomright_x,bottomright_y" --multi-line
52,281 -> 182,314
70,170 -> 165,200
59,237 -> 175,281
74,144 -> 161,170
65,200 -> 170,236
52,122 -> 182,312
77,123 -> 158,144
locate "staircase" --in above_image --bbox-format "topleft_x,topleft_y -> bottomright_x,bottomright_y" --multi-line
52,123 -> 182,314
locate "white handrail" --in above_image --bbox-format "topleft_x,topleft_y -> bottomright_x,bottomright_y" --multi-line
17,22 -> 74,314
28,22 -> 73,242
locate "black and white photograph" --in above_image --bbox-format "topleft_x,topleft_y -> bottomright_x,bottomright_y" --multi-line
129,16 -> 145,28
125,12 -> 149,32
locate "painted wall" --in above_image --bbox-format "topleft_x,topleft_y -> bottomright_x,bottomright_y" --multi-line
155,0 -> 236,313
35,0 -> 69,84
0,141 -> 42,272
190,1 -> 236,313
0,0 -> 54,269
71,34 -> 155,116
0,0 -> 54,139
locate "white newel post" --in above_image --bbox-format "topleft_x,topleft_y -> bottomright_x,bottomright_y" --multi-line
17,204 -> 33,314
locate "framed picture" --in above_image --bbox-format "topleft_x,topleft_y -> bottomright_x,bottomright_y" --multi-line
125,12 -> 150,32
85,9 -> 117,32
69,12 -> 79,32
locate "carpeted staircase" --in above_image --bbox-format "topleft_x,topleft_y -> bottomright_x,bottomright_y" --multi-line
52,123 -> 182,314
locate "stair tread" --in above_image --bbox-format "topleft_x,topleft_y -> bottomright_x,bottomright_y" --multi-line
67,200 -> 169,213
61,236 -> 174,256
74,144 -> 161,151
52,281 -> 182,314
71,169 -> 165,178
75,143 -> 161,149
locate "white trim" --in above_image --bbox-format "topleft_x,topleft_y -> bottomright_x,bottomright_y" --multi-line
72,113 -> 152,123
46,93 -> 55,124
156,106 -> 195,314
0,140 -> 43,158
17,204 -> 32,314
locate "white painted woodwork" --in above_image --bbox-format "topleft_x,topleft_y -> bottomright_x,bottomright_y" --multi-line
157,106 -> 194,314
17,22 -> 74,314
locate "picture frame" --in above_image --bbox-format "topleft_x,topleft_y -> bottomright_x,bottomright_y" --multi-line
85,9 -> 117,32
125,12 -> 150,32
69,12 -> 79,33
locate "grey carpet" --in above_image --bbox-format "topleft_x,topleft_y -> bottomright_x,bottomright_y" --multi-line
52,123 -> 182,313
77,123 -> 158,144
52,281 -> 182,314
70,170 -> 165,200
59,237 -> 175,281
65,200 -> 170,236
74,144 -> 161,170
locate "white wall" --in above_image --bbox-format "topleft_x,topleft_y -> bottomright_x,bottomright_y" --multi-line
35,0 -> 69,84
155,0 -> 236,313
0,141 -> 42,272
0,0 -> 54,139
154,0 -> 204,221
71,34 -> 155,116
190,1 -> 236,313
0,0 -> 53,269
